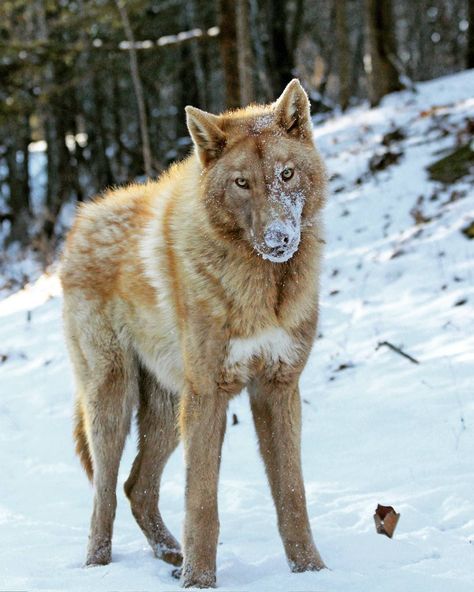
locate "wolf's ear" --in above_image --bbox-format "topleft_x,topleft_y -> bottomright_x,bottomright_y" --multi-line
185,106 -> 226,166
273,79 -> 313,142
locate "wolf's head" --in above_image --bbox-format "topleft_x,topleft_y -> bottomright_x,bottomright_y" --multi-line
186,80 -> 326,263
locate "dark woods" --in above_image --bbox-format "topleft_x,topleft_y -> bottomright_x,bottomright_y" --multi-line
0,0 -> 472,259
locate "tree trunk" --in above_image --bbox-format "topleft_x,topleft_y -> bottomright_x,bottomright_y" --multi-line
111,71 -> 126,183
249,0 -> 274,102
468,0 -> 474,68
43,100 -> 71,241
176,40 -> 202,158
218,0 -> 241,108
186,0 -> 208,109
4,116 -> 31,244
364,0 -> 404,106
88,72 -> 115,191
289,0 -> 305,59
268,0 -> 294,95
236,0 -> 255,106
116,0 -> 153,178
335,0 -> 351,110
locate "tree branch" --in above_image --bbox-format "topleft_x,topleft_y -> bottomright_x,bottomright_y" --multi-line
376,341 -> 420,364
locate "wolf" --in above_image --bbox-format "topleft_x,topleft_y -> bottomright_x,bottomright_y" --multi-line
60,79 -> 327,588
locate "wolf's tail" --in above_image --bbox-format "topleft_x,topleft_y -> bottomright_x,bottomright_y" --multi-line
74,399 -> 94,482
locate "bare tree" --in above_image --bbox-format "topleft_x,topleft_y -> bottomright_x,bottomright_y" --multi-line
185,0 -> 208,109
468,0 -> 474,68
4,117 -> 31,244
116,0 -> 153,177
335,0 -> 351,110
289,0 -> 305,60
35,0 -> 74,244
267,0 -> 294,95
236,0 -> 255,106
364,0 -> 404,106
249,0 -> 274,101
218,0 -> 241,108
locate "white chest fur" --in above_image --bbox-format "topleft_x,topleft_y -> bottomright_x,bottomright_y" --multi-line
226,327 -> 297,368
136,325 -> 298,396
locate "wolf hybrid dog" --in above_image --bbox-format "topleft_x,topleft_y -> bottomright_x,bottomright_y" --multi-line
61,79 -> 327,588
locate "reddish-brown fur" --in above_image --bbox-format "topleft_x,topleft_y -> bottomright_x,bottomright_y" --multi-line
61,79 -> 327,588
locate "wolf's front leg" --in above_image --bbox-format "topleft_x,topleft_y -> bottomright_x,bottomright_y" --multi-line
179,386 -> 227,588
249,377 -> 326,572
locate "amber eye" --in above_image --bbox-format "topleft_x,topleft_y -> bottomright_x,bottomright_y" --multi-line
235,177 -> 249,189
281,167 -> 294,181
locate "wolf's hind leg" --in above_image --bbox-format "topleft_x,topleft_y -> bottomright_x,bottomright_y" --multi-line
83,348 -> 137,566
124,368 -> 182,567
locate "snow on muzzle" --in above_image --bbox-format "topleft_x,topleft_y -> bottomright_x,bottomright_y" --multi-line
259,218 -> 301,263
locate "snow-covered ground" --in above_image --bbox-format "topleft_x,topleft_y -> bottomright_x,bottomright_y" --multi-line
1,71 -> 473,591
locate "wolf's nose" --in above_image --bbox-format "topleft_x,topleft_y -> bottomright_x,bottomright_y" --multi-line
264,222 -> 292,249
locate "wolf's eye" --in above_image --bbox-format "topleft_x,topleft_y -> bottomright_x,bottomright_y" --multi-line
235,177 -> 249,189
281,167 -> 294,181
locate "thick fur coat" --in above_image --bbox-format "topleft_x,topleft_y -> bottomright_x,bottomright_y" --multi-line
60,79 -> 327,588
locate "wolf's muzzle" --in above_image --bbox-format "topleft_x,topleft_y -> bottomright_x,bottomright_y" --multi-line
264,220 -> 297,249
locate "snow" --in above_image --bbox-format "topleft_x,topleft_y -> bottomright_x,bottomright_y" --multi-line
1,70 -> 474,591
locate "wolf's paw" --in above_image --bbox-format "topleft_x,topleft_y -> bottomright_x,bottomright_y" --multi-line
181,565 -> 216,589
85,540 -> 112,567
290,557 -> 326,573
155,543 -> 183,567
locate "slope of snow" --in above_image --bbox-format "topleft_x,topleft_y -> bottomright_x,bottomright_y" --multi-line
1,71 -> 473,591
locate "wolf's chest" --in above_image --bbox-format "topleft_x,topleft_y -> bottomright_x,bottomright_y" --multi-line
138,323 -> 297,396
226,327 -> 295,367
222,327 -> 298,385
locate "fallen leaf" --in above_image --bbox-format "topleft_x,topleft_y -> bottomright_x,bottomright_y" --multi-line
374,504 -> 400,538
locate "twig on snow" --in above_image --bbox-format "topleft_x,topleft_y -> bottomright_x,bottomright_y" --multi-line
376,341 -> 420,365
